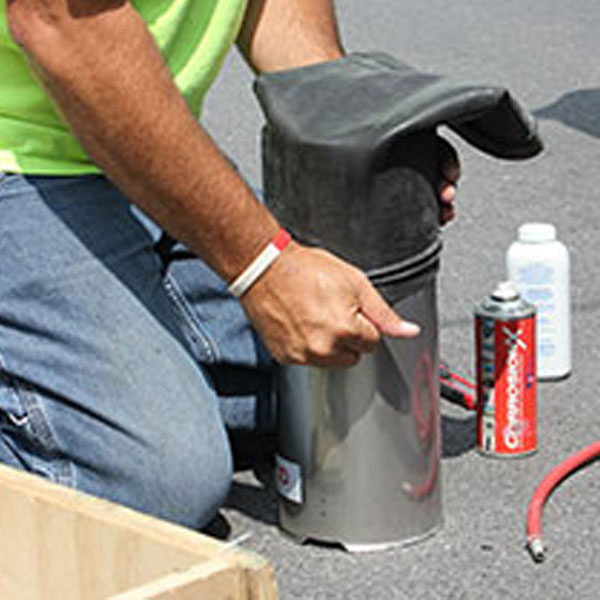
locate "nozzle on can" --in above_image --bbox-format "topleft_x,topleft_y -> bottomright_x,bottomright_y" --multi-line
491,281 -> 520,302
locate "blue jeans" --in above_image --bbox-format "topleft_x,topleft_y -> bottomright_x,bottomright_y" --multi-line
0,173 -> 274,529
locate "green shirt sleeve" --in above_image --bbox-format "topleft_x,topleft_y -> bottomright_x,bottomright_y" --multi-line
0,0 -> 247,174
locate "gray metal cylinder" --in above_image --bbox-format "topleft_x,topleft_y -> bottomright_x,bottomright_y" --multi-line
254,54 -> 451,551
275,271 -> 441,551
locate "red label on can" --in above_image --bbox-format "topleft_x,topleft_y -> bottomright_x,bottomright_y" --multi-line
476,316 -> 537,456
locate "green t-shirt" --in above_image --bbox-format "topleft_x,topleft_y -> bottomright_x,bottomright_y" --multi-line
0,0 -> 247,174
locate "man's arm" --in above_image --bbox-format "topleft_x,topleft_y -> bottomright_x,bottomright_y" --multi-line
237,0 -> 344,72
7,0 -> 279,283
7,0 -> 416,367
238,0 -> 459,223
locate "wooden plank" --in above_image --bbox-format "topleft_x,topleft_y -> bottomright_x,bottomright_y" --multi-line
0,464 -> 278,600
110,558 -> 248,600
110,558 -> 246,600
111,555 -> 279,600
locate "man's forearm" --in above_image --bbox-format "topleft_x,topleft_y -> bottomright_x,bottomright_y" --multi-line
7,0 -> 280,283
238,0 -> 345,73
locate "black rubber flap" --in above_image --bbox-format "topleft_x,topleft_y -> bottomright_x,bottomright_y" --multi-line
255,52 -> 543,273
255,52 -> 542,160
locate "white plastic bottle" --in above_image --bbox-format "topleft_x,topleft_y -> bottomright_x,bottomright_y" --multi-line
506,223 -> 571,380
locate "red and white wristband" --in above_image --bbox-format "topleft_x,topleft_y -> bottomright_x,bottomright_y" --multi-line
227,228 -> 292,298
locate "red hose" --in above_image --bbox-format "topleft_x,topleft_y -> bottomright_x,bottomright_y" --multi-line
526,441 -> 600,562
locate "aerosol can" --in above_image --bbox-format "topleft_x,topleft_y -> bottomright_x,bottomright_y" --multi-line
475,281 -> 537,457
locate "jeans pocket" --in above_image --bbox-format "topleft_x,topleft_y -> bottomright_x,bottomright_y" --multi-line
0,372 -> 73,485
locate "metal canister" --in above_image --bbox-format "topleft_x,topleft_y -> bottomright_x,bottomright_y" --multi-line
475,281 -> 537,457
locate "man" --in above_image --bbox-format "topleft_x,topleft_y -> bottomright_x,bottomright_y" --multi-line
0,0 -> 458,529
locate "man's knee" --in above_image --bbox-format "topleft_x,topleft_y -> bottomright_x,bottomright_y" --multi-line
84,422 -> 234,530
153,432 -> 234,529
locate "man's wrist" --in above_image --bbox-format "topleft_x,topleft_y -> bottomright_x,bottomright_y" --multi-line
228,228 -> 292,298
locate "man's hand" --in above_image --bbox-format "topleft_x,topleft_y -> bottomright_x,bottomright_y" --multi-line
241,242 -> 420,367
438,137 -> 461,225
244,136 -> 459,367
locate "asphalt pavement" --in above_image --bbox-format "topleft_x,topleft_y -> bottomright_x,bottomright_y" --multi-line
203,2 -> 600,598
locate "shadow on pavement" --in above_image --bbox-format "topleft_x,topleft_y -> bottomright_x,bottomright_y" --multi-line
225,468 -> 279,527
441,413 -> 477,458
219,430 -> 279,527
201,511 -> 233,540
534,89 -> 600,139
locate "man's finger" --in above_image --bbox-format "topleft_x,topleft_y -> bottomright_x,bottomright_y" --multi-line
344,312 -> 381,353
357,277 -> 420,338
438,137 -> 461,183
439,205 -> 456,225
439,181 -> 457,204
312,347 -> 362,368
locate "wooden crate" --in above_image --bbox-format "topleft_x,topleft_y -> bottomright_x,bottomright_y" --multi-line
0,463 -> 278,599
